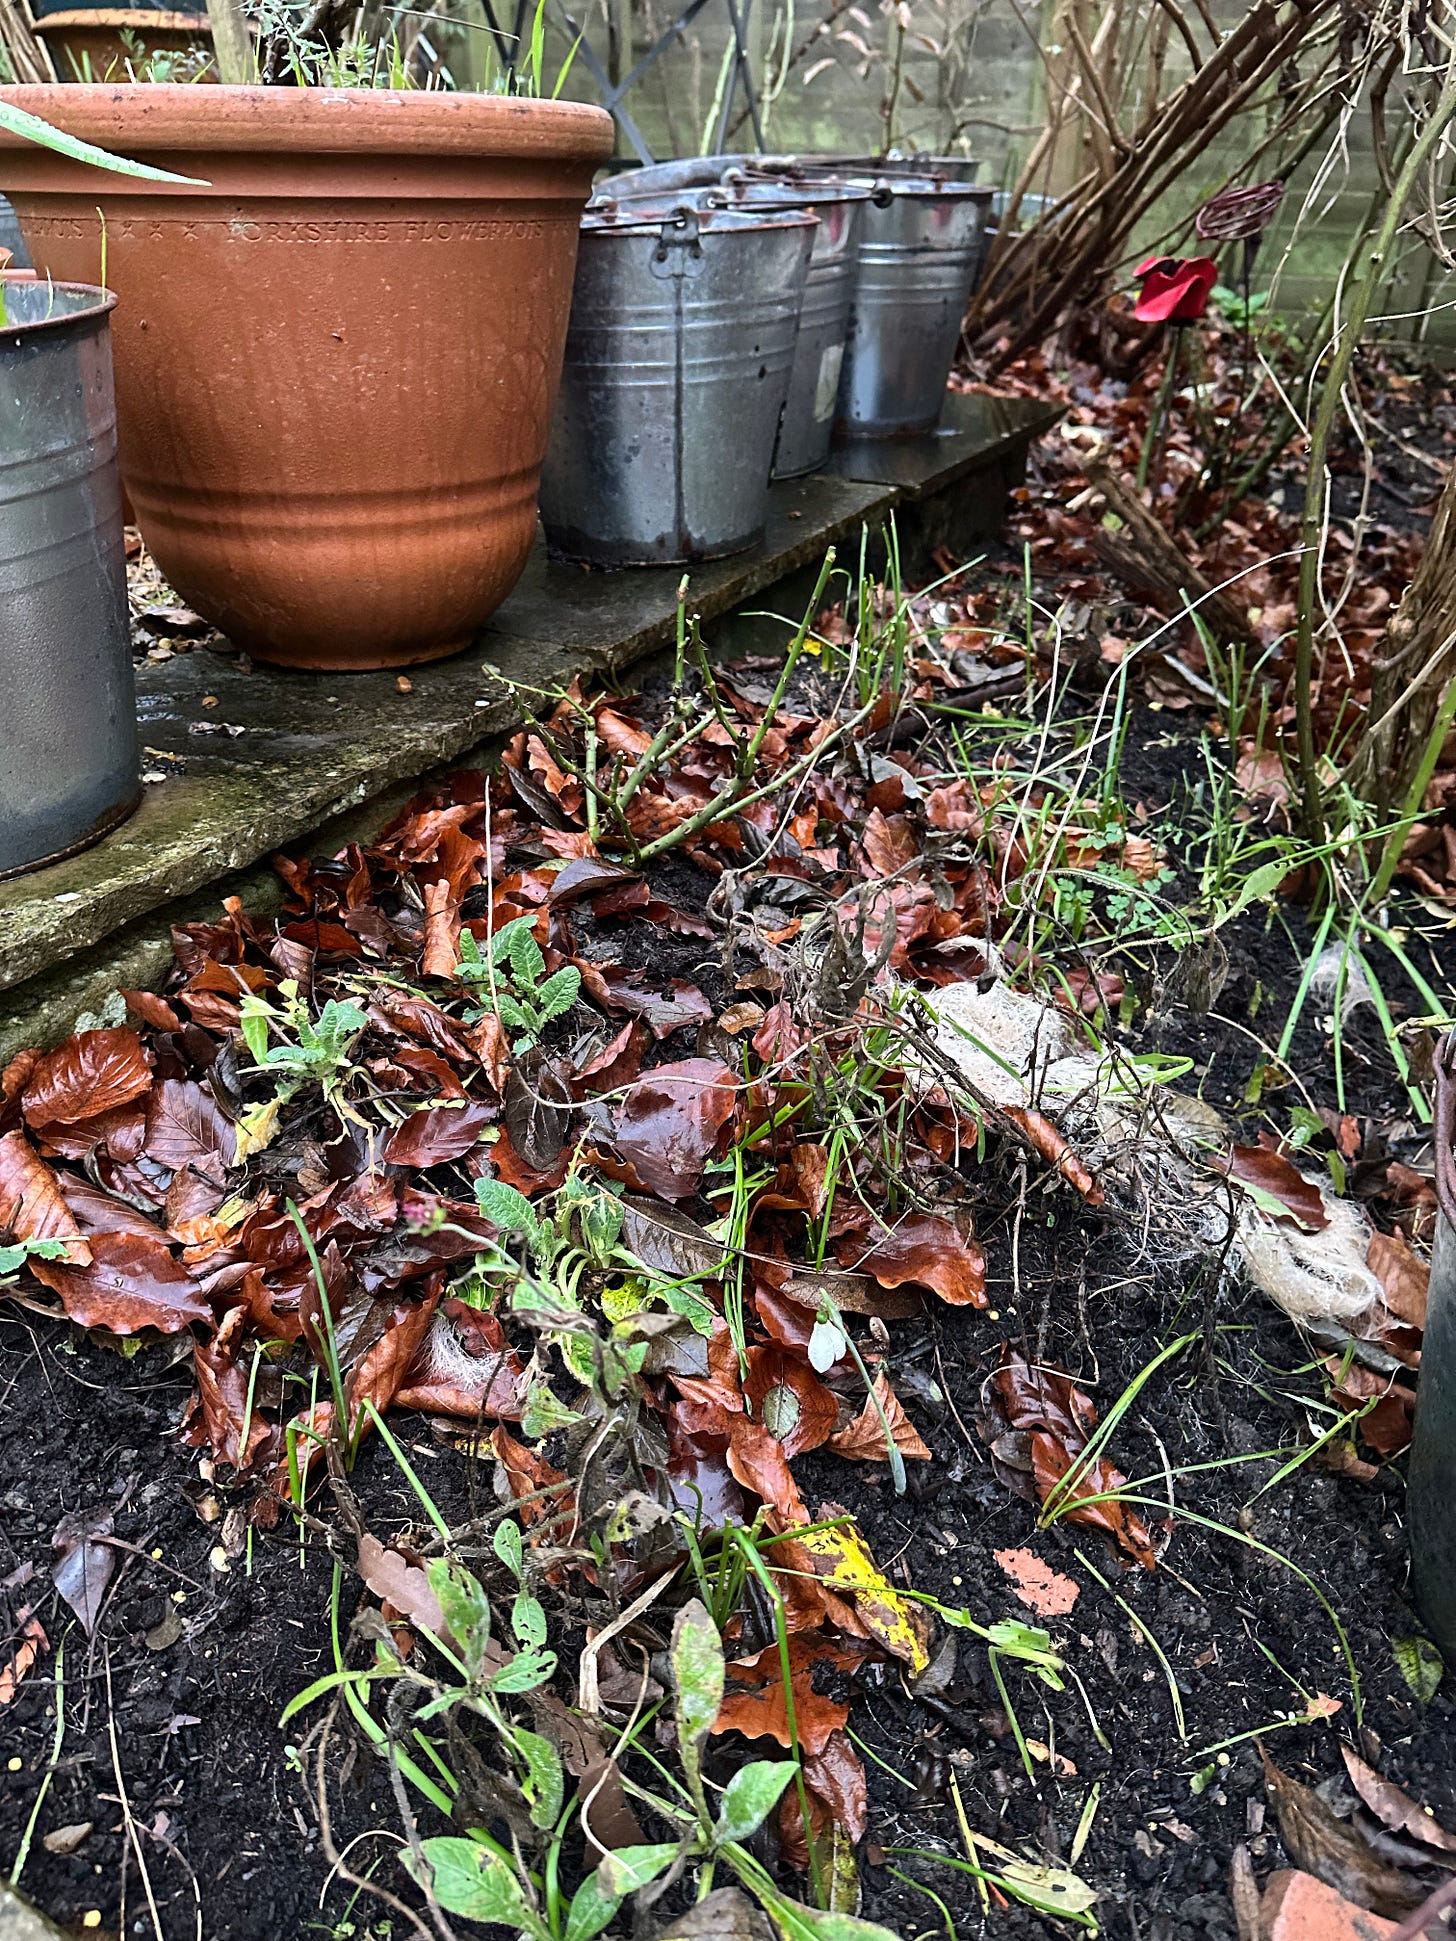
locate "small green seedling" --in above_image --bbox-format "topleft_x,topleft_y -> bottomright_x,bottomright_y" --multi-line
456,918 -> 580,1053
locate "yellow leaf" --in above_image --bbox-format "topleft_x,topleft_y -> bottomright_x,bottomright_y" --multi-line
793,1518 -> 930,1674
233,1095 -> 282,1164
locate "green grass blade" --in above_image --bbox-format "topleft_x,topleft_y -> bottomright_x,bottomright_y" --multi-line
0,100 -> 210,184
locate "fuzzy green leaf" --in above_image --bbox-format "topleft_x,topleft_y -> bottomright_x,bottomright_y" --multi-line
509,1723 -> 564,1830
713,1760 -> 798,1846
488,1646 -> 557,1694
409,1837 -> 536,1927
596,1843 -> 681,1899
521,1384 -> 585,1439
475,1177 -> 540,1239
672,1600 -> 725,1774
564,1870 -> 623,1941
512,1593 -> 548,1649
536,965 -> 581,1024
492,1518 -> 524,1583
425,1560 -> 491,1674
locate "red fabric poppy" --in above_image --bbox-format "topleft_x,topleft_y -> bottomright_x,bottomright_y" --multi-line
1132,255 -> 1218,324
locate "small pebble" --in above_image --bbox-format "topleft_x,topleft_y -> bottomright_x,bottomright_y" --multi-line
6,1757 -> 21,1772
82,1913 -> 101,1930
396,675 -> 413,693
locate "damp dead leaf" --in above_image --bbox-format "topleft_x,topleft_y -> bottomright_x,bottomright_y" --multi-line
357,1533 -> 445,1639
828,1372 -> 931,1462
1001,1106 -> 1105,1205
981,1348 -> 1158,1568
713,1637 -> 853,1754
620,1196 -> 724,1282
1261,1749 -> 1427,1916
0,1609 -> 48,1706
29,1229 -> 211,1336
833,1212 -> 986,1308
0,1130 -> 91,1264
744,1346 -> 838,1458
143,1080 -> 237,1173
1367,1228 -> 1429,1330
994,1547 -> 1081,1617
1340,1746 -> 1456,1854
611,1060 -> 739,1200
382,1101 -> 494,1167
22,1027 -> 152,1131
1223,1145 -> 1329,1233
52,1509 -> 116,1636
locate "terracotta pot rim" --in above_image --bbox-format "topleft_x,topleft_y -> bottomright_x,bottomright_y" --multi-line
0,83 -> 615,161
35,11 -> 210,32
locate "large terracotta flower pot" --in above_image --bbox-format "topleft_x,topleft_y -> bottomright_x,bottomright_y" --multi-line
0,86 -> 614,669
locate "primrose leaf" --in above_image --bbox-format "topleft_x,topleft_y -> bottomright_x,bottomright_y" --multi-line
409,1837 -> 536,1927
475,1177 -> 541,1240
521,1384 -> 585,1438
671,1600 -> 725,1773
576,1182 -> 624,1265
564,1869 -> 622,1941
536,965 -> 581,1024
490,915 -> 538,967
596,1843 -> 682,1898
495,992 -> 531,1033
662,1281 -> 716,1336
509,923 -> 546,985
1394,1634 -> 1444,1704
713,1759 -> 798,1846
238,998 -> 272,1068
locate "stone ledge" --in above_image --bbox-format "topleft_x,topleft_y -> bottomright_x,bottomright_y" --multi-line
0,391 -> 1059,1052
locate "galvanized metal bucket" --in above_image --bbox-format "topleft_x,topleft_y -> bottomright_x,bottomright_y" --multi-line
836,174 -> 992,437
689,177 -> 868,479
0,277 -> 139,877
540,195 -> 815,567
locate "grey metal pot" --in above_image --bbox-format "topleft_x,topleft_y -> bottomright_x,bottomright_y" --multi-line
837,174 -> 992,437
0,198 -> 31,270
540,195 -> 816,567
0,277 -> 139,877
687,177 -> 868,479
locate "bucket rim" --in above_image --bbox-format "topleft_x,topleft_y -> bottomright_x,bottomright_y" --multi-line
0,275 -> 116,341
583,193 -> 818,235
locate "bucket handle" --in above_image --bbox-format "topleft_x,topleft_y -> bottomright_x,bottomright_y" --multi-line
650,204 -> 705,279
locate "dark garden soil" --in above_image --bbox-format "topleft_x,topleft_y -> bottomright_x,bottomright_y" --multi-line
2,1120 -> 1451,1941
3,695 -> 1455,1941
8,339 -> 1456,1941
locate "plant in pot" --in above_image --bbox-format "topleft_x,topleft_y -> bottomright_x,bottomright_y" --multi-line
0,6 -> 614,671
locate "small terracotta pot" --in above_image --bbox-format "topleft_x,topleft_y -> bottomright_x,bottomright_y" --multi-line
35,12 -> 215,83
0,86 -> 614,669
